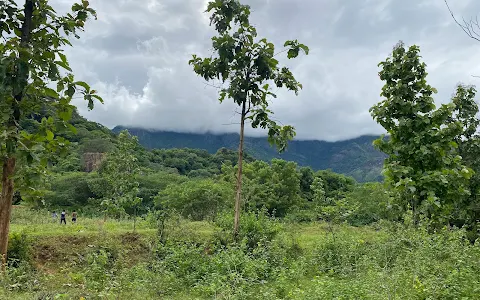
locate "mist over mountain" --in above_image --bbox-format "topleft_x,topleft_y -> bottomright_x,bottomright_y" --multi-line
113,126 -> 387,182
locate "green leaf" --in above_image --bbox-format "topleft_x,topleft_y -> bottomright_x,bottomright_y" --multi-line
58,52 -> 67,64
14,27 -> 21,37
46,130 -> 54,141
57,81 -> 65,92
55,60 -> 72,72
67,123 -> 77,134
299,44 -> 309,55
74,81 -> 90,92
91,94 -> 104,103
44,87 -> 59,99
66,85 -> 75,98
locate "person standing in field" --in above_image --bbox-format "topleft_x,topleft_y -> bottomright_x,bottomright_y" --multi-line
72,211 -> 77,224
52,211 -> 58,223
60,210 -> 67,225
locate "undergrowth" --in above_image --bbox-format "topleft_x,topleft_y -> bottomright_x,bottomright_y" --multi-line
0,209 -> 479,299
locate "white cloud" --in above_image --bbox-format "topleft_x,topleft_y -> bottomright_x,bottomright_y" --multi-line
51,0 -> 480,141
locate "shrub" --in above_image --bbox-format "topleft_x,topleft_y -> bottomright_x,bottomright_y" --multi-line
214,208 -> 283,250
155,179 -> 233,221
7,232 -> 33,268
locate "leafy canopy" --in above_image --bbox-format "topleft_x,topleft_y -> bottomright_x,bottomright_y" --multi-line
370,41 -> 475,225
95,130 -> 142,217
0,0 -> 102,189
188,0 -> 309,151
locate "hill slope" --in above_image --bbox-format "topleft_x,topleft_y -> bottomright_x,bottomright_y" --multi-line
113,126 -> 387,182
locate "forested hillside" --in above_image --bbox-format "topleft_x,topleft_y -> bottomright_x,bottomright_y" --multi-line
27,109 -> 361,220
2,0 -> 480,299
113,126 -> 386,182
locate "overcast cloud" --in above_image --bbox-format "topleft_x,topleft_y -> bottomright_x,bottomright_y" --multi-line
51,0 -> 480,141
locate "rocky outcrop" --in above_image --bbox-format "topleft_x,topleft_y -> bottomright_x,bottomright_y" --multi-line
83,152 -> 106,172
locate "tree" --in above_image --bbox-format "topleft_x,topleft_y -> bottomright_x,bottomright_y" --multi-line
188,0 -> 308,237
155,179 -> 233,221
369,41 -> 474,227
95,130 -> 142,231
299,167 -> 315,201
448,85 -> 480,237
0,0 -> 101,270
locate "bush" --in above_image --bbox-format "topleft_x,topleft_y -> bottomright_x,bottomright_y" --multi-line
7,232 -> 33,268
43,172 -> 97,209
214,209 -> 283,250
155,179 -> 233,221
344,182 -> 400,226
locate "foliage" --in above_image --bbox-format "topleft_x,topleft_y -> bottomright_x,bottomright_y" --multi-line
221,159 -> 302,216
42,172 -> 96,209
115,127 -> 387,182
155,178 -> 233,221
316,169 -> 356,200
6,232 -> 32,268
3,211 -> 480,299
370,41 -> 475,226
189,0 -> 308,236
94,130 -> 142,220
136,172 -> 188,211
147,147 -> 255,177
299,167 -> 315,201
189,0 -> 308,151
344,182 -> 400,226
0,0 -> 102,268
214,209 -> 283,250
0,0 -> 102,193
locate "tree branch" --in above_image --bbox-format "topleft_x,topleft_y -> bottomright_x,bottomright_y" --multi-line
273,48 -> 288,57
202,81 -> 223,89
444,0 -> 480,42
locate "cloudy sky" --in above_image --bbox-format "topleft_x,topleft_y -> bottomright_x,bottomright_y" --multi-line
53,0 -> 480,141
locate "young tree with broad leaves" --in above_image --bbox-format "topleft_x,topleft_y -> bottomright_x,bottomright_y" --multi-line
0,0 -> 102,270
370,41 -> 475,227
97,130 -> 142,231
188,0 -> 309,238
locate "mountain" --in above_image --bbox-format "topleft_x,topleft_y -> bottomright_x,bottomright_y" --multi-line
112,126 -> 387,182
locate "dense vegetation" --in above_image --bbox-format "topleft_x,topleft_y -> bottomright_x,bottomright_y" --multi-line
2,209 -> 480,299
113,126 -> 386,182
25,109 -> 363,223
2,0 -> 480,299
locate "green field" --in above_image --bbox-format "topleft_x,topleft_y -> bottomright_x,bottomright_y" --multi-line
1,208 -> 479,300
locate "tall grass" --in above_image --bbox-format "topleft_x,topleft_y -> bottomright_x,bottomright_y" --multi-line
1,209 -> 479,299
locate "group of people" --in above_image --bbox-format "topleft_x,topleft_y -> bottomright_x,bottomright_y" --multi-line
52,210 -> 78,224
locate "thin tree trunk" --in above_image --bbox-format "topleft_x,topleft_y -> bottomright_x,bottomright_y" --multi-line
0,0 -> 34,274
133,207 -> 137,233
234,100 -> 247,239
0,157 -> 16,272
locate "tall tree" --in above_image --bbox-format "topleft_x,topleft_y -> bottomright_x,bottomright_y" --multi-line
189,0 -> 308,237
370,41 -> 474,226
448,85 -> 480,234
0,0 -> 101,270
96,130 -> 142,231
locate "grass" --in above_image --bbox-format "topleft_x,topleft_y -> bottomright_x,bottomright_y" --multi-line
2,208 -> 480,299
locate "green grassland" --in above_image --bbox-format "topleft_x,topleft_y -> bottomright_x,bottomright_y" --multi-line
1,208 -> 479,300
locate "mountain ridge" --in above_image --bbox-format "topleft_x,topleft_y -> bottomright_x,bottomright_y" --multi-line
113,126 -> 387,182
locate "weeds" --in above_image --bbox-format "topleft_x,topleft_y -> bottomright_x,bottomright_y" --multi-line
1,209 -> 480,299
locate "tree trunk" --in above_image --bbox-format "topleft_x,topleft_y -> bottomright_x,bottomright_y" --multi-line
133,207 -> 137,233
234,100 -> 247,239
0,157 -> 16,272
0,0 -> 34,273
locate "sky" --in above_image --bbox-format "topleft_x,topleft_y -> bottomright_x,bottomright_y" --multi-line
51,0 -> 480,141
